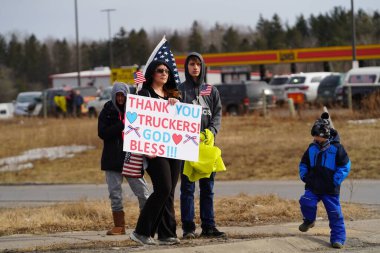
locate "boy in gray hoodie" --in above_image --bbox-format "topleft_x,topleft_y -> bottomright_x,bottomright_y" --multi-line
178,52 -> 224,239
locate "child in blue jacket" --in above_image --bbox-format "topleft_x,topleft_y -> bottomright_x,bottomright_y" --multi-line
299,112 -> 351,249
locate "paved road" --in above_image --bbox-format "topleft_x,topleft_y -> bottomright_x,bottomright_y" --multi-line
1,180 -> 379,207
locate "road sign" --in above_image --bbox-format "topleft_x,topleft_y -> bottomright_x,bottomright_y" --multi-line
111,66 -> 137,84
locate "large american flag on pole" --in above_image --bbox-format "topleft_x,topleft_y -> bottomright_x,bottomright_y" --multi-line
137,36 -> 180,90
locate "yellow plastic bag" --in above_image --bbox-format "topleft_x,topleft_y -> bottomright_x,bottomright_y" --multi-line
183,129 -> 226,182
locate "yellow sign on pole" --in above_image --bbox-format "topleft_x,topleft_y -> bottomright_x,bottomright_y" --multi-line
111,66 -> 137,84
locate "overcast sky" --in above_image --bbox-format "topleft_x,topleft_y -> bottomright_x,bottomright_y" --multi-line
0,0 -> 378,42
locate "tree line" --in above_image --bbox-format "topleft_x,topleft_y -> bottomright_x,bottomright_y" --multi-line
0,6 -> 380,102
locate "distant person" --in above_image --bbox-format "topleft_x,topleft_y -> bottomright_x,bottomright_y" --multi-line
74,90 -> 84,117
97,85 -> 104,97
53,93 -> 67,118
178,52 -> 225,239
129,60 -> 182,246
98,82 -> 150,236
298,112 -> 351,249
65,89 -> 75,117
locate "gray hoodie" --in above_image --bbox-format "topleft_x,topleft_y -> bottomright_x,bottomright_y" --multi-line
178,52 -> 222,135
111,82 -> 130,114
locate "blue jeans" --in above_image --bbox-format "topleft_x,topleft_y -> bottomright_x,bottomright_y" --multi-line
299,189 -> 346,244
180,170 -> 216,232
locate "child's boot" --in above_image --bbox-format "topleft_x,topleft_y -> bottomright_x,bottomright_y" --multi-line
299,219 -> 315,232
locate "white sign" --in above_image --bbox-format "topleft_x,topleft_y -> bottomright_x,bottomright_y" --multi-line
123,94 -> 202,161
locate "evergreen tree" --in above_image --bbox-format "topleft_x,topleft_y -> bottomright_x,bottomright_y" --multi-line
239,38 -> 251,52
267,14 -> 286,49
24,34 -> 41,83
0,66 -> 17,102
168,30 -> 184,53
37,44 -> 52,87
6,34 -> 24,75
135,29 -> 150,65
0,34 -> 6,65
113,27 -> 129,66
222,26 -> 240,52
373,11 -> 380,41
356,9 -> 373,43
206,43 -> 219,53
188,21 -> 203,53
51,39 -> 71,73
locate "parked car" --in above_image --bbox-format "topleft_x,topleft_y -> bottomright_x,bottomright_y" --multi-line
316,73 -> 345,106
41,86 -> 98,117
268,74 -> 290,104
87,85 -> 136,117
14,91 -> 42,116
0,103 -> 14,119
284,72 -> 337,104
340,66 -> 380,108
214,81 -> 276,116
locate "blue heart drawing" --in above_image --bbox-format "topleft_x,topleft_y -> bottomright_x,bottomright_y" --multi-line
126,112 -> 137,124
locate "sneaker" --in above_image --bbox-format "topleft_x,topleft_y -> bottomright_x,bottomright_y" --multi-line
299,220 -> 315,232
130,231 -> 157,245
200,227 -> 226,238
332,242 -> 344,249
183,231 -> 196,239
158,237 -> 180,245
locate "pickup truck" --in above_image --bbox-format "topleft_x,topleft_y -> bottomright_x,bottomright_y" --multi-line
340,66 -> 380,108
214,81 -> 276,116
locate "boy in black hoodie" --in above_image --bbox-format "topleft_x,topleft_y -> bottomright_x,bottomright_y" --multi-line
98,82 -> 150,236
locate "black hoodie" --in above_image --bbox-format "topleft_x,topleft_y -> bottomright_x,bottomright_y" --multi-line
98,82 -> 130,172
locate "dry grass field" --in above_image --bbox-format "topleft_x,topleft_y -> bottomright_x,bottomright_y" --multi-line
0,108 -> 379,183
0,109 -> 379,236
0,194 -> 377,236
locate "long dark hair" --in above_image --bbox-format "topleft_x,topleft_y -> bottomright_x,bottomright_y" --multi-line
142,60 -> 181,99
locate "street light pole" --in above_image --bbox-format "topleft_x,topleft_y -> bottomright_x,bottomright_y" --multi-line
351,0 -> 358,69
74,0 -> 81,87
101,9 -> 116,68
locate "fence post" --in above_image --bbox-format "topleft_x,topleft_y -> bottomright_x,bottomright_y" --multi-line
348,86 -> 353,111
288,98 -> 296,118
262,90 -> 267,118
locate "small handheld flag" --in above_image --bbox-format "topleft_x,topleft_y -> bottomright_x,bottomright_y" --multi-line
133,71 -> 146,84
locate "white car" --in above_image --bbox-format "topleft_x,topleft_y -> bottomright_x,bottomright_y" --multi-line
284,72 -> 338,103
14,91 -> 42,116
268,74 -> 290,104
87,87 -> 112,117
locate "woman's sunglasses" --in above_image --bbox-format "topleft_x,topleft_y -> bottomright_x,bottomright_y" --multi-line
155,68 -> 169,74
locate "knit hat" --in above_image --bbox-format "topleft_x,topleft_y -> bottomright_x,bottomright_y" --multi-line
311,112 -> 331,138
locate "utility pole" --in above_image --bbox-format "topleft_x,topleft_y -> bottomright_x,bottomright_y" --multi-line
74,0 -> 81,87
101,8 -> 116,68
351,0 -> 358,69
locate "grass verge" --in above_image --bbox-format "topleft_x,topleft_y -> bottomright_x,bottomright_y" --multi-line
0,194 -> 378,236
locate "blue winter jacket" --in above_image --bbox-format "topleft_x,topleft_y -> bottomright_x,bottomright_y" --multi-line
299,130 -> 351,195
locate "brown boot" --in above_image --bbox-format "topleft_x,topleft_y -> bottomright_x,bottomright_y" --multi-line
106,211 -> 126,235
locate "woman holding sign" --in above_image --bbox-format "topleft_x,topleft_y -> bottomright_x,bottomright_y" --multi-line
130,60 -> 182,245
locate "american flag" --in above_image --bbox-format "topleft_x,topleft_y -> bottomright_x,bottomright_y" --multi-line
142,36 -> 180,86
200,84 -> 212,96
133,71 -> 146,84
